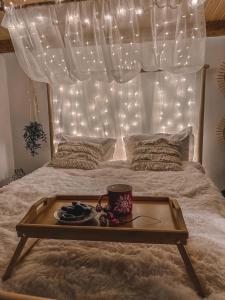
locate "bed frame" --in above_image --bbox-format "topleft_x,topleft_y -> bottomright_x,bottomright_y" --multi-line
46,65 -> 209,164
198,64 -> 209,164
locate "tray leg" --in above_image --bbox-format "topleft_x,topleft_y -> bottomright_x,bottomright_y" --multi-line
17,238 -> 40,264
177,242 -> 205,298
1,237 -> 37,281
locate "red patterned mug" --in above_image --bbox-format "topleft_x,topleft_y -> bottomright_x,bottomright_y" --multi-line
97,184 -> 133,217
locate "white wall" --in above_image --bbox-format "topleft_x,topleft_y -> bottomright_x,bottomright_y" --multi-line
0,56 -> 14,184
203,36 -> 225,190
1,53 -> 50,176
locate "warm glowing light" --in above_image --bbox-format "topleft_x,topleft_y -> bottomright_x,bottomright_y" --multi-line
135,8 -> 143,15
84,18 -> 90,25
191,0 -> 198,6
104,14 -> 112,21
118,8 -> 126,15
178,124 -> 184,130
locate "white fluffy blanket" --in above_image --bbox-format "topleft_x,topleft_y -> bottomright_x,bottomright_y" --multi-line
0,161 -> 225,300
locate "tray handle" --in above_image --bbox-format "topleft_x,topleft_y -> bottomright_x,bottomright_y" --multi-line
32,197 -> 53,214
170,199 -> 187,231
20,197 -> 53,224
171,199 -> 181,211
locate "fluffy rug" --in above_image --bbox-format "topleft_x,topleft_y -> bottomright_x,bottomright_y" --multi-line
0,161 -> 225,300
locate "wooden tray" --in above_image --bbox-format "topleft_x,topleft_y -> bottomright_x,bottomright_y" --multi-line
2,195 -> 205,297
5,196 -> 205,297
16,195 -> 188,245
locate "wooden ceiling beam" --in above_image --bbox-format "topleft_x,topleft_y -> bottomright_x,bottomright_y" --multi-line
0,39 -> 13,52
206,20 -> 225,37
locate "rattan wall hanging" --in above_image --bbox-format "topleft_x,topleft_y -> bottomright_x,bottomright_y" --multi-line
216,117 -> 225,148
216,61 -> 225,95
216,62 -> 225,148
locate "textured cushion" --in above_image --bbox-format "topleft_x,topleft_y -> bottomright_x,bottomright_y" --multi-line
131,139 -> 182,171
124,127 -> 193,162
62,136 -> 116,161
49,141 -> 103,169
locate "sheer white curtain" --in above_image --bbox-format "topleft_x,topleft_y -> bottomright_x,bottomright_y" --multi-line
51,71 -> 200,145
52,75 -> 144,143
2,0 -> 206,84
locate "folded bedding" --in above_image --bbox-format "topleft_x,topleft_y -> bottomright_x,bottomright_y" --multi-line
0,161 -> 225,300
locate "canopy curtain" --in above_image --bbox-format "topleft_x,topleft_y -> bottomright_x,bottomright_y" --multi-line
1,0 -> 205,160
2,0 -> 206,84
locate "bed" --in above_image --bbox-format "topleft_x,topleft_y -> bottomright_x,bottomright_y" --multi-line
0,160 -> 225,300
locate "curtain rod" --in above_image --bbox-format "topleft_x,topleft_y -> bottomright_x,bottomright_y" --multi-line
0,0 -> 85,11
141,64 -> 209,73
0,0 -> 183,12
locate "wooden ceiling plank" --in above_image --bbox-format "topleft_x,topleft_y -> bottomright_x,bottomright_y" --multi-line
3,0 -> 48,6
204,0 -> 214,21
218,1 -> 225,20
211,0 -> 225,21
205,0 -> 225,21
205,1 -> 216,21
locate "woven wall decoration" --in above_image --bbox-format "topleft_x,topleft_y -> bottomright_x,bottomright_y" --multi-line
216,62 -> 225,148
216,61 -> 225,95
216,117 -> 225,148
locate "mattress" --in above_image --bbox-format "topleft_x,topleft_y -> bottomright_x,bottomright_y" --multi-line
0,161 -> 225,300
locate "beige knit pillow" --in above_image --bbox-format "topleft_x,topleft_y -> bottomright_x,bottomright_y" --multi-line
131,138 -> 182,171
62,136 -> 117,161
124,127 -> 193,162
49,141 -> 103,170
